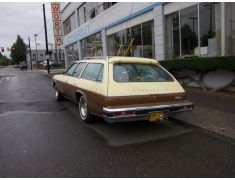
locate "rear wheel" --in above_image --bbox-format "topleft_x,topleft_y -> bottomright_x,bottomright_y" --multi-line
78,96 -> 92,123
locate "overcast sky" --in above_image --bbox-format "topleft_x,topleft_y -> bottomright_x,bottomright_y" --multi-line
0,2 -> 54,57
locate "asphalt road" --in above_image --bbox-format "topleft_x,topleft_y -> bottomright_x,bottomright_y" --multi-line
0,66 -> 235,178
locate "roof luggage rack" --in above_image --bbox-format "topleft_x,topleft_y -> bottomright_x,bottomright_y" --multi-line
83,56 -> 108,60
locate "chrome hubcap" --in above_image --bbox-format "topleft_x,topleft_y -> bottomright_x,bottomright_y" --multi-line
79,97 -> 87,120
55,90 -> 58,99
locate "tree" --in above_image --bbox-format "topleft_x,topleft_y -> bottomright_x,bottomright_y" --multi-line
0,56 -> 10,66
10,35 -> 27,64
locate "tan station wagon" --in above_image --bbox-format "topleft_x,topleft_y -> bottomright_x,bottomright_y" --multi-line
52,57 -> 193,123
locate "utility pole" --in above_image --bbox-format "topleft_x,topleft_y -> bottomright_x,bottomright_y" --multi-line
34,34 -> 38,68
28,37 -> 33,70
58,48 -> 61,64
55,45 -> 58,64
43,3 -> 50,74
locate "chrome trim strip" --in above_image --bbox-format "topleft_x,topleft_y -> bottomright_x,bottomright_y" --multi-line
103,102 -> 193,113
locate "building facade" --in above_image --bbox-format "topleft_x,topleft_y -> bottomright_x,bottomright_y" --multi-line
60,2 -> 235,68
26,43 -> 65,67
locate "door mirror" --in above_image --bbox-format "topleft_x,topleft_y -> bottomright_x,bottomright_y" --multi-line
61,70 -> 66,75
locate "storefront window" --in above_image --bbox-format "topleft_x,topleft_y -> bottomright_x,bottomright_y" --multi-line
165,12 -> 180,59
65,43 -> 79,68
131,24 -> 142,57
200,3 -> 221,56
142,21 -> 155,58
113,31 -> 122,56
226,2 -> 235,56
81,32 -> 103,58
107,21 -> 154,58
122,29 -> 132,56
107,35 -> 115,56
181,5 -> 198,57
165,3 -> 221,59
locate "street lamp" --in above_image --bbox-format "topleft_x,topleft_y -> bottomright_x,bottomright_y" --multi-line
34,33 -> 38,68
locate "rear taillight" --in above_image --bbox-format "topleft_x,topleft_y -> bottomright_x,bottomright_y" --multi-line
113,111 -> 135,117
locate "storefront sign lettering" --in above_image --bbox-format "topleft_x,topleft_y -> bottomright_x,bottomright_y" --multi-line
51,2 -> 63,46
64,24 -> 90,46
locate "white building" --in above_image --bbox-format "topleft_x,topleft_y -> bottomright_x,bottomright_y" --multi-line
60,2 -> 235,68
26,43 -> 65,66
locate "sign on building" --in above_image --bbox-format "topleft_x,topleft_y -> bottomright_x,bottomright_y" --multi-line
51,2 -> 63,46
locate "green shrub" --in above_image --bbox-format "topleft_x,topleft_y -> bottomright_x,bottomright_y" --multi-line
160,56 -> 235,71
0,56 -> 10,66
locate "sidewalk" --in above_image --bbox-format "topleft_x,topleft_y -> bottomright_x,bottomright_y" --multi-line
39,68 -> 65,78
173,87 -> 235,140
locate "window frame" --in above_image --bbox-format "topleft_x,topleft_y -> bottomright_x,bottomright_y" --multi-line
72,62 -> 88,78
65,63 -> 78,76
96,65 -> 104,82
80,62 -> 104,82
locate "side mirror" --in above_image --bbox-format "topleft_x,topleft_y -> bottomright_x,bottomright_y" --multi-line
62,70 -> 66,75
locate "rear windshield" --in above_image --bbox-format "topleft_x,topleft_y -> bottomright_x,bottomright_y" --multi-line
113,63 -> 174,82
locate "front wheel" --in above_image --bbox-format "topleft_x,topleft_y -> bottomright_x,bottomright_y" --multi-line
55,89 -> 64,101
78,96 -> 92,123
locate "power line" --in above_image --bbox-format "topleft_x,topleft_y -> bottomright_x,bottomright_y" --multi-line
38,16 -> 52,37
6,5 -> 41,17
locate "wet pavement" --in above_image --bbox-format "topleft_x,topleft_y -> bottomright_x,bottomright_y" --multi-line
0,66 -> 235,177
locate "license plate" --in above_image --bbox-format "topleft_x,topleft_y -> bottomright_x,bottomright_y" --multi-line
149,112 -> 164,122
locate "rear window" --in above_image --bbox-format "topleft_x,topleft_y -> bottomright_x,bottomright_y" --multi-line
113,63 -> 174,82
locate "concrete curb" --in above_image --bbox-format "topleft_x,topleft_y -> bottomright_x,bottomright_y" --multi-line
170,117 -> 235,144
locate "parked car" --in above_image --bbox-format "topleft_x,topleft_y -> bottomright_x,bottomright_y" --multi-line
14,64 -> 20,68
40,60 -> 53,67
52,57 -> 194,123
50,61 -> 61,68
20,63 -> 28,70
41,61 -> 60,69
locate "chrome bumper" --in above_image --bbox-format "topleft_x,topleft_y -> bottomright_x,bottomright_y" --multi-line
103,102 -> 194,123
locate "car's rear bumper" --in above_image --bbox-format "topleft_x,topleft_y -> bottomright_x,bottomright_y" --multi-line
103,101 -> 194,123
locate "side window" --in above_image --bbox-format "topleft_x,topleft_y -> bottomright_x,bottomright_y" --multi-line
96,66 -> 104,82
81,63 -> 103,81
66,63 -> 78,76
72,62 -> 87,77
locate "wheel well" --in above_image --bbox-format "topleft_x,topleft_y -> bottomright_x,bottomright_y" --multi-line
75,92 -> 83,102
52,81 -> 56,88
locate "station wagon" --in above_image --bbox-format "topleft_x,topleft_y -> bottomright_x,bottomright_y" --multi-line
52,57 -> 193,123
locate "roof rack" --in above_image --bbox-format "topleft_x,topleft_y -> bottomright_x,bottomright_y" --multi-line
83,56 -> 108,60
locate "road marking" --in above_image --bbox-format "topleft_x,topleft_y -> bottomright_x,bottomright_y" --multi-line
0,110 -> 54,117
0,74 -> 16,84
0,99 -> 54,103
0,74 -> 16,77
